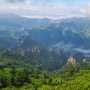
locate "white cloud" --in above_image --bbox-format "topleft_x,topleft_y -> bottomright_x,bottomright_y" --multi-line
26,0 -> 32,5
74,48 -> 90,54
80,9 -> 86,14
0,0 -> 90,19
80,3 -> 90,17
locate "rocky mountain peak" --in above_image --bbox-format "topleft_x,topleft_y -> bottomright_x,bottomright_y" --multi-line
49,48 -> 61,56
67,56 -> 77,67
18,35 -> 28,45
32,46 -> 42,54
17,48 -> 25,56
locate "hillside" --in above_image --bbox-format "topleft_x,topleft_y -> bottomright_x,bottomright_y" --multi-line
1,0 -> 90,89
29,18 -> 90,51
0,56 -> 90,90
0,13 -> 52,30
0,14 -> 90,90
0,14 -> 90,54
0,48 -> 67,70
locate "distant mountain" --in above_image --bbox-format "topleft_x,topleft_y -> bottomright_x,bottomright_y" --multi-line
0,37 -> 16,51
0,13 -> 90,70
13,35 -> 39,50
0,13 -> 53,31
28,17 -> 90,54
0,13 -> 90,55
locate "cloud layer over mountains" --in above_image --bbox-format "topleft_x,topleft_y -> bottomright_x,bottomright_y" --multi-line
0,0 -> 90,19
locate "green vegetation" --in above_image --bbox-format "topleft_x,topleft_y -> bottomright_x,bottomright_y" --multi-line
0,49 -> 66,70
1,13 -> 90,90
0,66 -> 90,90
0,51 -> 90,90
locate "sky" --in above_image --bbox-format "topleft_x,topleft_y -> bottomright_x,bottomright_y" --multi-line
0,0 -> 90,19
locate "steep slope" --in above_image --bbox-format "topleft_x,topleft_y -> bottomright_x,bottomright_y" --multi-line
0,48 -> 67,70
0,13 -> 53,30
13,35 -> 39,50
28,18 -> 90,53
0,37 -> 16,51
1,14 -> 90,54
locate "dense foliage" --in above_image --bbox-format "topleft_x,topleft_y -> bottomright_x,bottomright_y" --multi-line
0,50 -> 90,90
0,14 -> 90,90
0,63 -> 90,90
0,49 -> 67,71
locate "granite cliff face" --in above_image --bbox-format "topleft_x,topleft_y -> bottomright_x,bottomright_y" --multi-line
17,48 -> 25,56
67,56 -> 78,67
31,46 -> 42,54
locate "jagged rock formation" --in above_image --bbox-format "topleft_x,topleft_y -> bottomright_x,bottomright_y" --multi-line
83,59 -> 87,63
31,46 -> 42,54
1,48 -> 67,70
67,56 -> 77,67
13,35 -> 38,50
49,48 -> 61,56
54,49 -> 61,56
17,48 -> 25,56
18,35 -> 27,46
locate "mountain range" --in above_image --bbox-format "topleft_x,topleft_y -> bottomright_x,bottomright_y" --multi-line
0,14 -> 90,56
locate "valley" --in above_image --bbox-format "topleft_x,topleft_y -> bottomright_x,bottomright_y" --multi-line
0,14 -> 90,90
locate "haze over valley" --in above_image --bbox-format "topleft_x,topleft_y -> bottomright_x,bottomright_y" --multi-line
0,0 -> 90,90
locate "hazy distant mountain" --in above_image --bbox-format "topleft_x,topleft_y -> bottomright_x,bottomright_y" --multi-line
0,37 -> 16,51
0,13 -> 53,31
13,35 -> 39,50
0,14 -> 90,54
28,17 -> 90,53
